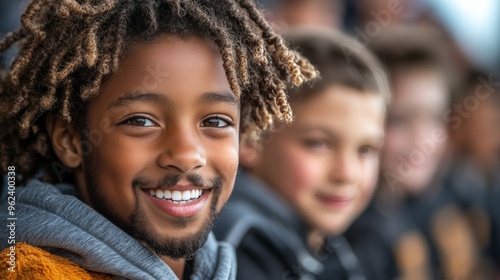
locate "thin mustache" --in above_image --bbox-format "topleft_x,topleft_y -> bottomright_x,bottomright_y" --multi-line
132,173 -> 223,190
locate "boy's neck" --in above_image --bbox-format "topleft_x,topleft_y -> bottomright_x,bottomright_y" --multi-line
162,256 -> 186,279
307,229 -> 327,252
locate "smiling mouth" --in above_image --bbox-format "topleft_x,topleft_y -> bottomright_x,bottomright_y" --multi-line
316,194 -> 354,209
142,185 -> 213,218
147,189 -> 204,204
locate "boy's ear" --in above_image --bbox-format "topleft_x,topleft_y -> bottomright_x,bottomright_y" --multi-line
239,142 -> 260,170
45,114 -> 83,168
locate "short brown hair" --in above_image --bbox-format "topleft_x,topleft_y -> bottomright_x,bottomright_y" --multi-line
368,25 -> 453,89
283,27 -> 390,103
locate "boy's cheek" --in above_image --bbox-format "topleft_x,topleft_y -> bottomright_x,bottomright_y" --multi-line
284,148 -> 327,191
385,129 -> 411,154
360,159 -> 380,197
382,133 -> 409,172
368,157 -> 381,182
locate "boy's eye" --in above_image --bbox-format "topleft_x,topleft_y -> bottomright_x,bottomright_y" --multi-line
200,117 -> 232,128
303,139 -> 329,149
121,116 -> 157,127
359,145 -> 378,155
388,114 -> 411,126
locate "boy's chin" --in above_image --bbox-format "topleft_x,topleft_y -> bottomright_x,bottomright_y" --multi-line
401,176 -> 434,195
314,218 -> 353,236
133,224 -> 213,259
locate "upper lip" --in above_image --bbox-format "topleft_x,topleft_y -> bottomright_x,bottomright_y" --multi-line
142,184 -> 211,191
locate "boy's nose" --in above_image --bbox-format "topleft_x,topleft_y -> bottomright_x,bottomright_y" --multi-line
412,118 -> 442,141
329,152 -> 358,185
157,128 -> 206,173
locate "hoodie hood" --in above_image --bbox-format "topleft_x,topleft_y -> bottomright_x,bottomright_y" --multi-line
0,179 -> 235,280
231,169 -> 305,233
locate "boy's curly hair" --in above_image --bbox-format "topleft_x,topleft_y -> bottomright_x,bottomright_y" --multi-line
0,0 -> 318,183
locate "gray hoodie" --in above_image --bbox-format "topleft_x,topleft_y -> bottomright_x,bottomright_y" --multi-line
0,179 -> 236,280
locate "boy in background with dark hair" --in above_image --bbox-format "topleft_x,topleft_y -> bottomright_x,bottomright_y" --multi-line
215,28 -> 389,280
446,70 -> 500,276
346,25 -> 492,280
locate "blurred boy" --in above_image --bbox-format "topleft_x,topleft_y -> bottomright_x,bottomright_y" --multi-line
446,70 -> 500,274
346,26 -> 489,280
215,28 -> 389,279
448,71 -> 500,187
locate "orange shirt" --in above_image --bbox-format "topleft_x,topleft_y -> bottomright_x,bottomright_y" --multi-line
0,243 -> 112,280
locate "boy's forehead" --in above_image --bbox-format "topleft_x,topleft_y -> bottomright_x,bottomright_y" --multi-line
126,35 -> 219,56
120,36 -> 222,71
291,84 -> 386,112
392,71 -> 448,105
89,36 -> 236,110
288,85 -> 386,136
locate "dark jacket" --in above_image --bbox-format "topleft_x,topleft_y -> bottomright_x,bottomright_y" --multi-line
346,179 -> 490,280
489,186 -> 500,269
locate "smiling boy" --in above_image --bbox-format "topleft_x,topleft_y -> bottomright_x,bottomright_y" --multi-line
0,1 -> 316,279
73,37 -> 239,261
214,28 -> 388,280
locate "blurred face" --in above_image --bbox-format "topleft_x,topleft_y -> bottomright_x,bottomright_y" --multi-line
248,85 -> 385,234
382,69 -> 448,194
354,0 -> 408,24
76,36 -> 239,259
461,98 -> 500,171
279,0 -> 342,29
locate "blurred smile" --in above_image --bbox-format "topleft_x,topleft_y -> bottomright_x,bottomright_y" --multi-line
316,193 -> 355,210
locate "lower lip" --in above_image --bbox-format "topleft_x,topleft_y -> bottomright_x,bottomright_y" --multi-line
144,190 -> 210,217
316,195 -> 353,209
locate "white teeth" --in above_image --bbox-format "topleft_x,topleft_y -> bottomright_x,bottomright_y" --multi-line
182,190 -> 191,201
163,190 -> 172,199
155,189 -> 164,199
194,189 -> 202,198
172,191 -> 182,201
149,189 -> 203,201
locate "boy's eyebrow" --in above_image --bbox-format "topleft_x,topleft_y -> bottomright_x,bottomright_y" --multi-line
296,125 -> 340,138
108,91 -> 238,109
297,125 -> 385,142
198,91 -> 239,109
108,92 -> 174,109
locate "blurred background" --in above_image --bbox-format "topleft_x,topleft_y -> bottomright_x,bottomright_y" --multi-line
256,0 -> 500,279
1,0 -> 499,279
257,0 -> 500,76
